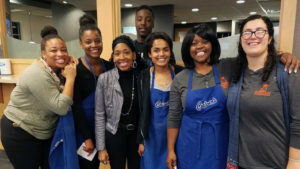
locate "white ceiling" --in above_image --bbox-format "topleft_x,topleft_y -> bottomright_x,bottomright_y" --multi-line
67,0 -> 281,23
9,0 -> 281,23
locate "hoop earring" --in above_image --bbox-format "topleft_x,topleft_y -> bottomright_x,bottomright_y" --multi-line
132,60 -> 137,68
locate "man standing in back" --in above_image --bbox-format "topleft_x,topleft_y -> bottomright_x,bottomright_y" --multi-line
134,5 -> 175,66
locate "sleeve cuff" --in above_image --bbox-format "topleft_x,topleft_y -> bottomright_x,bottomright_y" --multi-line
290,134 -> 300,149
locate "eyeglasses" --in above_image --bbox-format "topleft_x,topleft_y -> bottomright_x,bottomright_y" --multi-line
241,30 -> 268,39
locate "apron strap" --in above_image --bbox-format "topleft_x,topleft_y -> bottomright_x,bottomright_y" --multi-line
187,69 -> 194,91
212,65 -> 220,85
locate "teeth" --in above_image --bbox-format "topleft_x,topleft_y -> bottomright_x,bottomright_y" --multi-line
56,59 -> 65,64
197,51 -> 205,56
248,42 -> 259,46
119,62 -> 128,67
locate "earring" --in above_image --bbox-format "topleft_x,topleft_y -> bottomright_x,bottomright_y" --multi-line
132,60 -> 137,69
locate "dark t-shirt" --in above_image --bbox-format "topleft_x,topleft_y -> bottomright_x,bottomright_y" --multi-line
239,66 -> 300,169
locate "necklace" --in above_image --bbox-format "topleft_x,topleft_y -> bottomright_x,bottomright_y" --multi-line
40,58 -> 64,92
122,74 -> 135,116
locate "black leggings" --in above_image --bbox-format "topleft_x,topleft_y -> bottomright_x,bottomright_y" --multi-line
105,128 -> 140,169
1,115 -> 51,169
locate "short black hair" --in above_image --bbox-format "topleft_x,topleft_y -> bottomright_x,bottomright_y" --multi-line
112,35 -> 136,53
181,24 -> 220,68
144,32 -> 173,58
79,14 -> 101,41
136,5 -> 154,19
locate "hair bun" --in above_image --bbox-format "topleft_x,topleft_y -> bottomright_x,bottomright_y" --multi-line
79,14 -> 96,27
41,26 -> 58,38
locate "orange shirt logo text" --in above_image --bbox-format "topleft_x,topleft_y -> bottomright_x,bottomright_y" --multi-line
254,84 -> 271,96
220,76 -> 229,88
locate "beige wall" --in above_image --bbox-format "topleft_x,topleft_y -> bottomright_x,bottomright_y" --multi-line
10,12 -> 52,43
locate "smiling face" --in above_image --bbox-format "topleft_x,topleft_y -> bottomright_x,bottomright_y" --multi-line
241,18 -> 272,58
190,35 -> 212,65
42,38 -> 69,72
149,39 -> 170,67
113,43 -> 136,71
135,9 -> 154,40
80,30 -> 103,59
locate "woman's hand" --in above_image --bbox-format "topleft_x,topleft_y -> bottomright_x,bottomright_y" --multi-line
83,138 -> 95,156
138,144 -> 144,157
166,150 -> 177,169
98,149 -> 110,165
69,55 -> 79,65
62,62 -> 76,80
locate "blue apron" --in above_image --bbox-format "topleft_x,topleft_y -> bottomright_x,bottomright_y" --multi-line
76,56 -> 106,147
141,68 -> 174,169
176,65 -> 229,169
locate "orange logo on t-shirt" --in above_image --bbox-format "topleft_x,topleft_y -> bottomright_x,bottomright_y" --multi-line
254,84 -> 271,96
220,76 -> 229,88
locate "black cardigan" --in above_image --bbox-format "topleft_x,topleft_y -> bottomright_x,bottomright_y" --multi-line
136,65 -> 183,144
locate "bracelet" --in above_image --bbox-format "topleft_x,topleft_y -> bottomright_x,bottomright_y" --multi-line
289,158 -> 300,162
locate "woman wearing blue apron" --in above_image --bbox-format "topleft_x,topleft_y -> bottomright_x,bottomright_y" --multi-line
167,24 -> 231,169
137,32 -> 183,169
72,14 -> 112,169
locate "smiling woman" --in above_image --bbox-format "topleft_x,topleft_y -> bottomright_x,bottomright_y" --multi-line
0,25 -> 76,169
71,14 -> 113,169
227,14 -> 300,169
95,35 -> 141,169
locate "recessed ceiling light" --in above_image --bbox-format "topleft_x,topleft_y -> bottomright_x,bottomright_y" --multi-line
125,3 -> 133,7
62,1 -> 68,4
249,11 -> 257,15
236,0 -> 245,4
181,21 -> 187,24
192,8 -> 199,12
211,17 -> 217,20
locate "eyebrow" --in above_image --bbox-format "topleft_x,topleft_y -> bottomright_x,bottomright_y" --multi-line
244,27 -> 266,31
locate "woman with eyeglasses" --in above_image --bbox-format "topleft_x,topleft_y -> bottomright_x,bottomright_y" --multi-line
226,15 -> 300,169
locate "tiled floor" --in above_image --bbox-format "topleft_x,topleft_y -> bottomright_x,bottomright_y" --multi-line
0,150 -> 13,169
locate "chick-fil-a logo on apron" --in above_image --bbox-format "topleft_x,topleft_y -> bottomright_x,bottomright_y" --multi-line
196,97 -> 218,111
155,101 -> 169,108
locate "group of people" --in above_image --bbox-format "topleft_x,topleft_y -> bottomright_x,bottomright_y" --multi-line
1,4 -> 300,169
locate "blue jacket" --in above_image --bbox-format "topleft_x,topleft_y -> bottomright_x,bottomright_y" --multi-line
226,63 -> 290,169
49,110 -> 79,169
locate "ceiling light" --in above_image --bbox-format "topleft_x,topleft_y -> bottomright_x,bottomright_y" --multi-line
62,1 -> 68,4
125,3 -> 133,7
192,8 -> 199,12
236,0 -> 245,4
45,15 -> 53,18
181,21 -> 187,24
249,11 -> 257,15
211,17 -> 217,20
